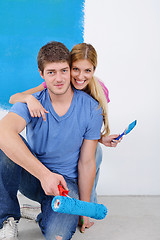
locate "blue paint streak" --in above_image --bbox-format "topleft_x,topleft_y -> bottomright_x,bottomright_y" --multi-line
0,0 -> 85,108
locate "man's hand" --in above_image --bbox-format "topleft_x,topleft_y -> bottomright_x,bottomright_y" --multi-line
79,216 -> 94,233
100,134 -> 122,147
40,171 -> 68,196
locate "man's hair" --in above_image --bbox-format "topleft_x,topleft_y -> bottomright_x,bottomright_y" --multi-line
37,41 -> 70,73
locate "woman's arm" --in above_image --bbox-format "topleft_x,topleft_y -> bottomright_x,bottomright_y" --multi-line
99,134 -> 122,147
9,83 -> 49,121
9,83 -> 44,104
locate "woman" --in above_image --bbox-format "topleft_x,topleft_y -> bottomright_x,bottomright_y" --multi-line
10,43 -> 121,231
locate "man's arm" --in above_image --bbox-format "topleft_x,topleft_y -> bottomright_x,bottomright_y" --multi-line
0,112 -> 67,195
78,138 -> 98,232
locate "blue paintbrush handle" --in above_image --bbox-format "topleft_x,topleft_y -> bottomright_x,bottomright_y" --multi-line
114,132 -> 124,140
51,196 -> 107,220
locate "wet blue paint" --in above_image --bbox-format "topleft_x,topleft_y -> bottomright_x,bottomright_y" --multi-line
114,120 -> 137,140
0,0 -> 85,108
52,196 -> 107,220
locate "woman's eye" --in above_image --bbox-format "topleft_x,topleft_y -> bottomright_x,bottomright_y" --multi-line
86,69 -> 91,73
73,68 -> 78,71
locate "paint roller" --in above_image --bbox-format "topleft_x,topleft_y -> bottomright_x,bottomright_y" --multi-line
51,185 -> 107,220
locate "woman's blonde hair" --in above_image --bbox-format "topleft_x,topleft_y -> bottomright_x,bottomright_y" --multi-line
70,43 -> 110,136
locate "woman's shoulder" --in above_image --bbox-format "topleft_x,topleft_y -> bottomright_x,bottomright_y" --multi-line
94,76 -> 110,103
42,81 -> 47,88
95,76 -> 106,87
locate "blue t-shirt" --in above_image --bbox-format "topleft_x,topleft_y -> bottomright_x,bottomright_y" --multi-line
10,88 -> 103,179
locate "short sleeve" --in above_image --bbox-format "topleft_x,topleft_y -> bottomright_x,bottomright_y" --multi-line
9,102 -> 32,124
84,106 -> 103,140
97,78 -> 110,103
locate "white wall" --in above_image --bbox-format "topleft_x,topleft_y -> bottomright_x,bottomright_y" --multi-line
84,0 -> 160,195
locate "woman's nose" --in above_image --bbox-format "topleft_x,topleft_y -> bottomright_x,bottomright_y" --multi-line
78,71 -> 85,80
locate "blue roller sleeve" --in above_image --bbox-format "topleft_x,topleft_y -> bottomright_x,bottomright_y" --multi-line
51,196 -> 107,220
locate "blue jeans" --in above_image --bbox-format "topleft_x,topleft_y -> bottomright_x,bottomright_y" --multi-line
0,136 -> 79,240
90,143 -> 103,203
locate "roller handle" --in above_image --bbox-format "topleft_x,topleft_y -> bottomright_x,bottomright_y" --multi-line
58,185 -> 69,197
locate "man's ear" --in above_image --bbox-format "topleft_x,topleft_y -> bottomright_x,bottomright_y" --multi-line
39,69 -> 44,79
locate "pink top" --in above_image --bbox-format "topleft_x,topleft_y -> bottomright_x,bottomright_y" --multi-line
97,79 -> 110,103
42,78 -> 110,103
42,81 -> 47,89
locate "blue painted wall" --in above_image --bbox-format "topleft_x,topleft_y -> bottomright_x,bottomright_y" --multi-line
0,0 -> 84,108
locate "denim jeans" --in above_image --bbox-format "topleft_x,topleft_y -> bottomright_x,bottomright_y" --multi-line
0,137 -> 102,239
0,136 -> 79,240
90,143 -> 103,203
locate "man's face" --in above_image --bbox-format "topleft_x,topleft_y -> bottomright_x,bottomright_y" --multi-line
40,62 -> 71,96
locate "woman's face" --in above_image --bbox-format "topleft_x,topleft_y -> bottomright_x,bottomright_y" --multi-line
71,59 -> 95,90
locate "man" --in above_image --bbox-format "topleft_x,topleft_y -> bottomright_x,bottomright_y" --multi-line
0,41 -> 103,240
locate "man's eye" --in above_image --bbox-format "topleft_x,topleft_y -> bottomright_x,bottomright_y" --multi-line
62,69 -> 67,73
48,72 -> 53,75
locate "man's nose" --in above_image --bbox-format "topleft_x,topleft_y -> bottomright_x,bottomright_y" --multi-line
55,72 -> 62,82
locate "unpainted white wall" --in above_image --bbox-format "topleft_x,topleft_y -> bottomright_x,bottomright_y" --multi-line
84,0 -> 160,195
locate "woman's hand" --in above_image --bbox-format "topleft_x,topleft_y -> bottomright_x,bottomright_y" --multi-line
100,134 -> 122,147
26,95 -> 49,121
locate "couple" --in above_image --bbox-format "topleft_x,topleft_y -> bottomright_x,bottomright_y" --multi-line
0,41 -> 120,240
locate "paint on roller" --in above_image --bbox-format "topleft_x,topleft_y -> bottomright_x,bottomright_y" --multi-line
51,196 -> 107,220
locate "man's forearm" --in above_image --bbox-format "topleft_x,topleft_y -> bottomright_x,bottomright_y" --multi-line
78,160 -> 96,202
